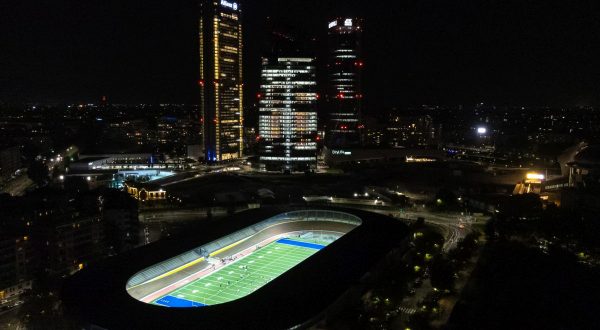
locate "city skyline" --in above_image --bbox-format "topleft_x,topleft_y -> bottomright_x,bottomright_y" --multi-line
2,1 -> 600,328
2,0 -> 600,107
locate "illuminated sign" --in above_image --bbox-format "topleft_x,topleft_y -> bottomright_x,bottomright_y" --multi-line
332,150 -> 352,156
526,173 -> 545,181
344,18 -> 353,27
220,0 -> 238,10
328,20 -> 337,29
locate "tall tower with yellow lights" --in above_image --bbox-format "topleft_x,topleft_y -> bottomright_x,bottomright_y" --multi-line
199,0 -> 244,163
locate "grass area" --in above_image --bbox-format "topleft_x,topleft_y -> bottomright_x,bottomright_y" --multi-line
154,237 -> 328,307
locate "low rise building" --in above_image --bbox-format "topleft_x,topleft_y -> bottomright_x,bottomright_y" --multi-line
124,182 -> 167,202
0,145 -> 21,181
0,232 -> 35,306
323,146 -> 445,168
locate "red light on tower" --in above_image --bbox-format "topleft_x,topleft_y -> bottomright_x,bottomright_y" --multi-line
315,93 -> 320,100
256,93 -> 262,99
337,93 -> 345,99
198,80 -> 205,87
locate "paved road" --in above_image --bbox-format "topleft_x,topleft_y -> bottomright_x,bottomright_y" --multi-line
395,210 -> 477,252
138,201 -> 488,253
324,202 -> 488,251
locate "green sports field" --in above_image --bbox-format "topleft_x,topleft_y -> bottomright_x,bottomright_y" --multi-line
153,237 -> 328,307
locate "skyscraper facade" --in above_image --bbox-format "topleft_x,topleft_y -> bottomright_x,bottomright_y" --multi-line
199,0 -> 244,163
258,57 -> 318,172
327,18 -> 364,148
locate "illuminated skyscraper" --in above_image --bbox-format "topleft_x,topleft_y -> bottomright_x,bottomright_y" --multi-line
199,0 -> 244,162
327,18 -> 364,147
258,57 -> 318,172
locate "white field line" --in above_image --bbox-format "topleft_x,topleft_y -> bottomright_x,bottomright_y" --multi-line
141,230 -> 337,303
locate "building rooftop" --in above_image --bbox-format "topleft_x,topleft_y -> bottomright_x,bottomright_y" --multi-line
573,145 -> 600,168
63,207 -> 409,329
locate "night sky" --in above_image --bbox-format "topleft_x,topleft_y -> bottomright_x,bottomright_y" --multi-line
1,0 -> 600,109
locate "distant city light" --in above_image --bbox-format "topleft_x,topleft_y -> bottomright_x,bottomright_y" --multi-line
477,127 -> 487,134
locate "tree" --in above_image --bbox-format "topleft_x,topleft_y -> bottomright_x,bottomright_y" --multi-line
102,189 -> 139,253
413,229 -> 444,254
64,176 -> 88,194
51,165 -> 61,179
27,160 -> 49,186
407,311 -> 431,330
484,218 -> 496,239
434,188 -> 458,210
497,193 -> 542,221
430,255 -> 456,291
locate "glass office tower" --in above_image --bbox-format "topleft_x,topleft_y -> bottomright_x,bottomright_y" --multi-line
327,18 -> 363,147
199,0 -> 244,162
258,57 -> 318,172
